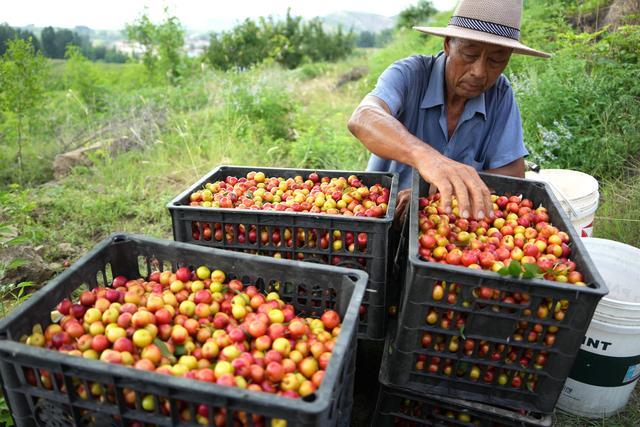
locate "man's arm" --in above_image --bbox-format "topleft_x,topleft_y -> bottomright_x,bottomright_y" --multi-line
485,157 -> 525,178
348,95 -> 493,220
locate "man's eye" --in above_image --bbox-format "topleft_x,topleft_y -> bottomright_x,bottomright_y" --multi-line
464,53 -> 479,60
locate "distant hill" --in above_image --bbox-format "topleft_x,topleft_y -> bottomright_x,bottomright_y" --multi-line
321,11 -> 396,33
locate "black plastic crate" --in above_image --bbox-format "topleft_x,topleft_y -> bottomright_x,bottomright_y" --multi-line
373,382 -> 553,427
383,171 -> 608,413
167,165 -> 399,340
0,234 -> 367,427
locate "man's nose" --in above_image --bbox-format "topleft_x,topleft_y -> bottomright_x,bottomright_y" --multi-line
470,58 -> 487,81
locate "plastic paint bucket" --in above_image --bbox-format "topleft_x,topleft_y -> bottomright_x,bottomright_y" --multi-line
557,238 -> 640,417
525,169 -> 599,237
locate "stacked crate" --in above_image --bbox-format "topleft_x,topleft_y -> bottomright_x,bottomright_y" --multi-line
374,170 -> 608,425
0,234 -> 368,426
168,166 -> 399,340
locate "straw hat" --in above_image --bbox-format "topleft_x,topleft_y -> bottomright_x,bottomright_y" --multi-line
414,0 -> 550,58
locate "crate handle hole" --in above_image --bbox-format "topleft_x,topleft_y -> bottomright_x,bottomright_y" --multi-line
348,274 -> 359,282
302,393 -> 317,403
112,235 -> 127,243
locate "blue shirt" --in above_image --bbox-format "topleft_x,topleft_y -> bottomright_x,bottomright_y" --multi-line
366,52 -> 528,190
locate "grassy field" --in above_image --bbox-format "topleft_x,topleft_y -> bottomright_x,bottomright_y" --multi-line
1,0 -> 639,425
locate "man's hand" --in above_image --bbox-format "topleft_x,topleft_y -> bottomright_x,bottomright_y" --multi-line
393,188 -> 411,231
348,95 -> 493,220
415,152 -> 493,220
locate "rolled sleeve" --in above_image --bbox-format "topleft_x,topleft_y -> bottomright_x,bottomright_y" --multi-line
483,86 -> 529,170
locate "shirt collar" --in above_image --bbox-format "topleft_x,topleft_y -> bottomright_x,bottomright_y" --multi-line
420,52 -> 487,121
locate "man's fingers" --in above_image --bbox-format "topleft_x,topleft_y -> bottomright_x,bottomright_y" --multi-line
393,189 -> 410,230
450,174 -> 471,219
481,185 -> 494,220
465,176 -> 489,219
435,179 -> 453,214
396,198 -> 407,219
461,169 -> 492,220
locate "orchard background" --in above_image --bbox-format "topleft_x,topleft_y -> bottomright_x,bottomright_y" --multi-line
0,0 -> 639,425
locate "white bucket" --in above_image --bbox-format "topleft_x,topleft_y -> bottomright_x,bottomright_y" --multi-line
557,238 -> 640,418
525,169 -> 599,237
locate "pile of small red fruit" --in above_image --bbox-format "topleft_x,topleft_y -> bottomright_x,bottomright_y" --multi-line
188,171 -> 391,218
24,265 -> 343,416
417,193 -> 585,285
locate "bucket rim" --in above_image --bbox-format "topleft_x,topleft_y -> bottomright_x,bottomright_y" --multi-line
591,312 -> 640,327
583,238 -> 640,306
526,169 -> 599,201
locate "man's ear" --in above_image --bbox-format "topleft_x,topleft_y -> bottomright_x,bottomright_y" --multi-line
444,37 -> 452,56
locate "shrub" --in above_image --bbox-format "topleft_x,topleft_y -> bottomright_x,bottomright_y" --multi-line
509,26 -> 640,178
64,45 -> 109,113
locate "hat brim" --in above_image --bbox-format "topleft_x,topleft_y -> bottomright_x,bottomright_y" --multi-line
414,26 -> 551,58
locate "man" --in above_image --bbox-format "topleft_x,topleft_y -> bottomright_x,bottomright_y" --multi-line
348,0 -> 549,223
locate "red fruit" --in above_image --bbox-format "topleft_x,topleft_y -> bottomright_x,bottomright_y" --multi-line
478,252 -> 496,268
419,234 -> 437,249
228,327 -> 246,343
51,332 -> 70,348
213,313 -> 229,329
478,287 -> 493,300
91,334 -> 109,352
523,243 -> 539,257
461,252 -> 478,267
421,333 -> 432,348
105,289 -> 120,303
265,349 -> 283,364
113,337 -> 134,353
216,374 -> 236,387
194,290 -> 212,304
112,276 -> 128,288
496,196 -> 509,209
445,250 -> 462,265
57,299 -> 72,315
79,291 -> 96,307
268,323 -> 286,340
175,267 -> 191,283
70,304 -> 87,319
265,362 -> 285,382
155,308 -> 172,325
287,320 -> 307,338
511,376 -> 522,388
320,310 -> 340,330
64,321 -> 84,338
247,320 -> 268,338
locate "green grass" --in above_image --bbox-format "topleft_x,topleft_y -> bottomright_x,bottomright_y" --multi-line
555,388 -> 640,426
594,173 -> 640,246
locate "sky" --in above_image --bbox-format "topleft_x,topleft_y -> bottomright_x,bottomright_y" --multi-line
2,0 -> 458,32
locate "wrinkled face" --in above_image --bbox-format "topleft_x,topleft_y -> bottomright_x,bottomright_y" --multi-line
443,37 -> 512,100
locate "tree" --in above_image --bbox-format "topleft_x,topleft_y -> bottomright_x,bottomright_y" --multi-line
64,45 -> 108,112
0,38 -> 47,182
40,26 -> 57,57
356,31 -> 377,48
204,10 -> 354,71
155,13 -> 185,83
40,26 -> 89,59
0,24 -> 40,56
396,0 -> 437,29
126,14 -> 158,76
126,9 -> 185,84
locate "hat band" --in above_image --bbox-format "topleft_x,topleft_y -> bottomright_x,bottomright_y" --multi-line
449,16 -> 520,41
